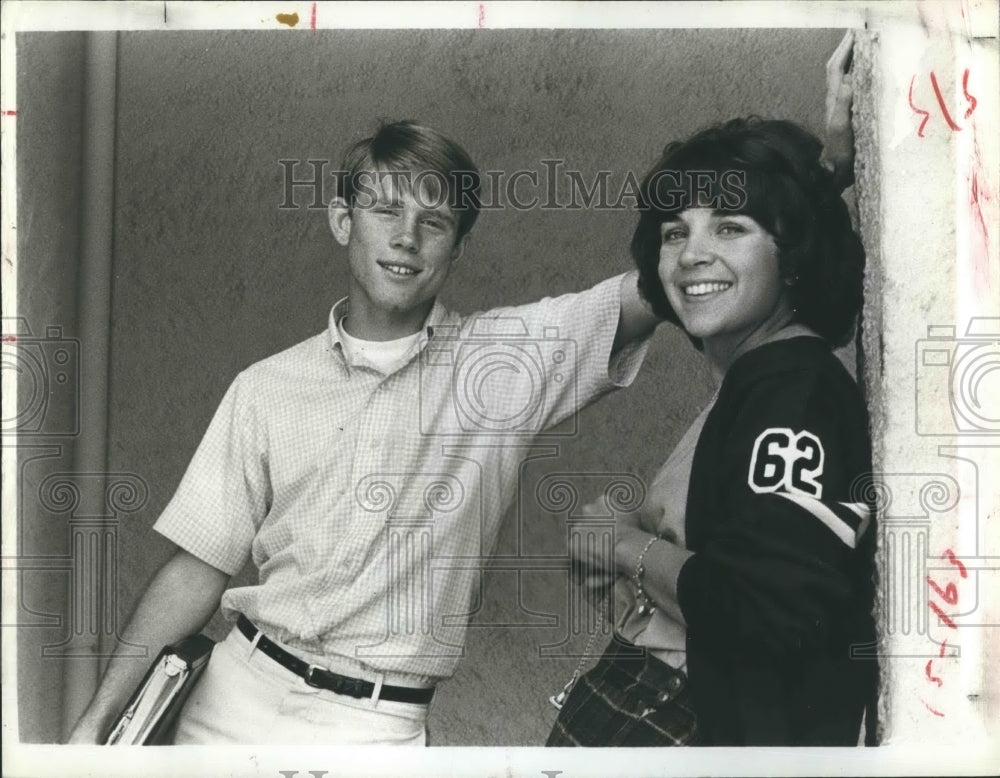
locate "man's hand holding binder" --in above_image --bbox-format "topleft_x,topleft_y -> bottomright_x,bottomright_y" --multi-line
66,549 -> 230,744
104,634 -> 214,745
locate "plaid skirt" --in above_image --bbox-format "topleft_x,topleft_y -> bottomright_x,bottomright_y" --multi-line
546,636 -> 699,747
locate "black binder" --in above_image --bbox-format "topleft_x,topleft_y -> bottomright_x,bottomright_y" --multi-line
105,634 -> 215,745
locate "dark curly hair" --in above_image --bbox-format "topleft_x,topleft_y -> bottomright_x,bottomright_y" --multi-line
631,117 -> 865,347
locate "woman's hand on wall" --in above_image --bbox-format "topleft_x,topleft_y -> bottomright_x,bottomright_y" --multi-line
822,29 -> 856,190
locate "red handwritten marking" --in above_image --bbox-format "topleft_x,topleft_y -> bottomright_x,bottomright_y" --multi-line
921,698 -> 946,717
930,72 -> 962,131
310,2 -> 317,30
478,3 -> 485,28
943,548 -> 968,578
929,600 -> 957,629
961,69 -> 978,119
968,142 -> 994,288
925,659 -> 943,686
1,335 -> 16,343
908,76 -> 931,137
918,552 -> 973,719
1,110 -> 16,116
927,576 -> 959,605
969,167 -> 991,289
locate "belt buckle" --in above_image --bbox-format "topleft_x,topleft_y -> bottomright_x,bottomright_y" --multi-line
304,664 -> 326,689
305,664 -> 364,698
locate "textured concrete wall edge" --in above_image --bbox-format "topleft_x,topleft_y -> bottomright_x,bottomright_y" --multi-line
853,30 -> 890,745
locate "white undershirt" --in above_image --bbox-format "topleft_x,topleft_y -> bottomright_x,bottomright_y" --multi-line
337,318 -> 423,373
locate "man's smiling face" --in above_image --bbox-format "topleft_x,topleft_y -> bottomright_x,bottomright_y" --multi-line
330,170 -> 468,340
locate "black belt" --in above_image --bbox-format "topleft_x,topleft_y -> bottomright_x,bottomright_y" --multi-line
236,614 -> 434,705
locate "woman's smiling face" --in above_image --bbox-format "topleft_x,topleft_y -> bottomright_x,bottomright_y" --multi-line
658,208 -> 792,365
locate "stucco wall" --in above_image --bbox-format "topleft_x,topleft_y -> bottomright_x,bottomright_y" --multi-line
16,28 -> 845,744
852,20 -> 999,747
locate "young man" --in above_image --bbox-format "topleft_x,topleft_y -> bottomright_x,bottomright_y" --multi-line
67,120 -> 659,745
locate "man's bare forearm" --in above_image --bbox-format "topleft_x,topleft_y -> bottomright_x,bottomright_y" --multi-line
613,270 -> 662,354
66,547 -> 230,744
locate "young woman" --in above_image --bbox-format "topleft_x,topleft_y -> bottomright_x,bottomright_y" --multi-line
547,117 -> 878,747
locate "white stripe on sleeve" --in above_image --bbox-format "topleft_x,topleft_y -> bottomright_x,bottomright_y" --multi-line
774,492 -> 870,549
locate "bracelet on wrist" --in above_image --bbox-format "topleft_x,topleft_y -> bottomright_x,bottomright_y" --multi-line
632,535 -> 660,617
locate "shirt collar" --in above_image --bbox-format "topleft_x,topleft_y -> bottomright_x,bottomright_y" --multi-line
326,296 -> 453,363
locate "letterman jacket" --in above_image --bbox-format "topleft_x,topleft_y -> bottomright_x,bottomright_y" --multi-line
676,336 -> 878,746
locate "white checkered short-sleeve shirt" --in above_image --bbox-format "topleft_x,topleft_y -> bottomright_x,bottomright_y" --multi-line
155,274 -> 648,681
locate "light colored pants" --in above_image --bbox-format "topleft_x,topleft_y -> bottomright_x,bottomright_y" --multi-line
171,625 -> 429,745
